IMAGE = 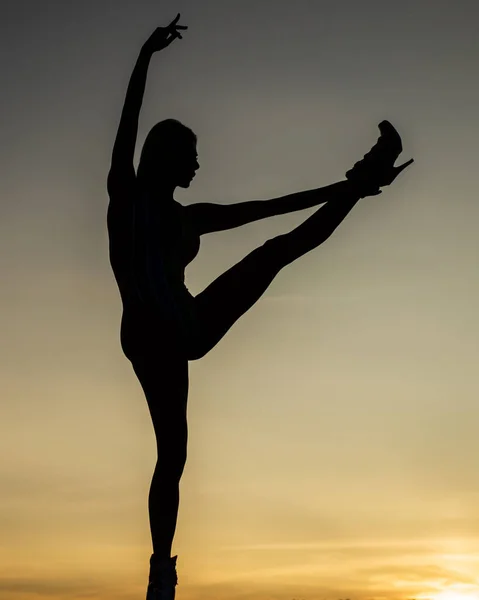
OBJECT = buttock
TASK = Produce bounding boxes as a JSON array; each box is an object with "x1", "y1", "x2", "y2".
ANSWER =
[{"x1": 120, "y1": 293, "x2": 202, "y2": 362}]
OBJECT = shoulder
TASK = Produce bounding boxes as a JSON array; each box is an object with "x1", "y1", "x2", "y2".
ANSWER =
[{"x1": 183, "y1": 202, "x2": 227, "y2": 236}]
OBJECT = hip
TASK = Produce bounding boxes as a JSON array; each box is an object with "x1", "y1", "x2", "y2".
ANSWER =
[{"x1": 119, "y1": 294, "x2": 201, "y2": 360}]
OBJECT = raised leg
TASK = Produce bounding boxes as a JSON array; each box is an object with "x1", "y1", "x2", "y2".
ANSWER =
[{"x1": 188, "y1": 182, "x2": 362, "y2": 360}]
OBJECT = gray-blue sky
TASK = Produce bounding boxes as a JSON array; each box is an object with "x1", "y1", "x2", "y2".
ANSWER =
[{"x1": 2, "y1": 2, "x2": 479, "y2": 599}]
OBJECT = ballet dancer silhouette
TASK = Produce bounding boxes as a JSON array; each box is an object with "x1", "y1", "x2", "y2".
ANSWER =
[{"x1": 107, "y1": 13, "x2": 413, "y2": 600}]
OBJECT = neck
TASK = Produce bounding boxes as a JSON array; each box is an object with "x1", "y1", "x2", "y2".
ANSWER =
[
  {"x1": 153, "y1": 182, "x2": 176, "y2": 199},
  {"x1": 141, "y1": 180, "x2": 177, "y2": 204}
]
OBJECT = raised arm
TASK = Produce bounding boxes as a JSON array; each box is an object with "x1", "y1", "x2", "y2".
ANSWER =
[{"x1": 107, "y1": 14, "x2": 188, "y2": 193}]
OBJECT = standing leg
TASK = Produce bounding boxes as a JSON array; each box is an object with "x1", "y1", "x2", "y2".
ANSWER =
[
  {"x1": 130, "y1": 351, "x2": 189, "y2": 598},
  {"x1": 189, "y1": 182, "x2": 362, "y2": 360}
]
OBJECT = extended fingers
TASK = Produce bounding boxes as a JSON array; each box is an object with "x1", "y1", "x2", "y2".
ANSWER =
[
  {"x1": 164, "y1": 22, "x2": 187, "y2": 45},
  {"x1": 168, "y1": 13, "x2": 188, "y2": 30},
  {"x1": 164, "y1": 31, "x2": 181, "y2": 46}
]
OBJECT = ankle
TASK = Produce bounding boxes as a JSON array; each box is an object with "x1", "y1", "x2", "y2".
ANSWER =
[
  {"x1": 150, "y1": 553, "x2": 177, "y2": 564},
  {"x1": 149, "y1": 554, "x2": 178, "y2": 584}
]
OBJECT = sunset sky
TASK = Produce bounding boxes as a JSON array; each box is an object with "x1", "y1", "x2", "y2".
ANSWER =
[{"x1": 2, "y1": 1, "x2": 479, "y2": 599}]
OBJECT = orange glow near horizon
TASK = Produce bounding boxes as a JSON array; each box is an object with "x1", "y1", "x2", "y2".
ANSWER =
[{"x1": 419, "y1": 588, "x2": 479, "y2": 600}]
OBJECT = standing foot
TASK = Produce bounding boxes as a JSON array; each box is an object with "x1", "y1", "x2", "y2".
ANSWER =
[{"x1": 146, "y1": 555, "x2": 178, "y2": 600}]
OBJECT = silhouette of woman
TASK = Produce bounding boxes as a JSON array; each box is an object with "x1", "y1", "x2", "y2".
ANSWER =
[{"x1": 107, "y1": 14, "x2": 413, "y2": 600}]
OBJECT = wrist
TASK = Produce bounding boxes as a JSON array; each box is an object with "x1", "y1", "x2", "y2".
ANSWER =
[
  {"x1": 341, "y1": 179, "x2": 364, "y2": 198},
  {"x1": 344, "y1": 178, "x2": 380, "y2": 199},
  {"x1": 140, "y1": 43, "x2": 154, "y2": 59}
]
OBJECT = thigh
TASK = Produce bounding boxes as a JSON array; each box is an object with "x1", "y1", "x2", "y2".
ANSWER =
[
  {"x1": 131, "y1": 352, "x2": 189, "y2": 464},
  {"x1": 120, "y1": 303, "x2": 188, "y2": 362},
  {"x1": 131, "y1": 346, "x2": 189, "y2": 412},
  {"x1": 192, "y1": 240, "x2": 282, "y2": 358}
]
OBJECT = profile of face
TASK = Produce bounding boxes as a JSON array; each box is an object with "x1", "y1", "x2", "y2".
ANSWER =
[
  {"x1": 172, "y1": 141, "x2": 200, "y2": 188},
  {"x1": 139, "y1": 120, "x2": 199, "y2": 192}
]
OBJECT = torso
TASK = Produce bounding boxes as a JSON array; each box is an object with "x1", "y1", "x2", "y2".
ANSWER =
[{"x1": 107, "y1": 178, "x2": 201, "y2": 357}]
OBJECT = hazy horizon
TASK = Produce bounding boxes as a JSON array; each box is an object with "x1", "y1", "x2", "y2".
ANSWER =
[{"x1": 2, "y1": 1, "x2": 479, "y2": 599}]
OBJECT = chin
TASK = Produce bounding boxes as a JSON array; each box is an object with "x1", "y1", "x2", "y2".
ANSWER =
[{"x1": 178, "y1": 177, "x2": 194, "y2": 189}]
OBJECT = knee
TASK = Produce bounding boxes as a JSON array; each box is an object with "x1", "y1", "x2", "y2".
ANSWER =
[
  {"x1": 155, "y1": 444, "x2": 188, "y2": 480},
  {"x1": 256, "y1": 237, "x2": 286, "y2": 273},
  {"x1": 152, "y1": 414, "x2": 189, "y2": 480}
]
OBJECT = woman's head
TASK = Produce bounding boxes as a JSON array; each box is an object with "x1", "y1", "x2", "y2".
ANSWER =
[{"x1": 137, "y1": 119, "x2": 199, "y2": 190}]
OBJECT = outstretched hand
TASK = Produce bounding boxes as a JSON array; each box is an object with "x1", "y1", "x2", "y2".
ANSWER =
[{"x1": 143, "y1": 13, "x2": 188, "y2": 53}]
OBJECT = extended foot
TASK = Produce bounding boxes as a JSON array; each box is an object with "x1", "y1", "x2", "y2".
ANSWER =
[
  {"x1": 146, "y1": 555, "x2": 178, "y2": 600},
  {"x1": 346, "y1": 120, "x2": 414, "y2": 197}
]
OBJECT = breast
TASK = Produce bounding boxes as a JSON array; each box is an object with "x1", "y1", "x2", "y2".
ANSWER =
[
  {"x1": 136, "y1": 201, "x2": 200, "y2": 282},
  {"x1": 181, "y1": 212, "x2": 201, "y2": 268}
]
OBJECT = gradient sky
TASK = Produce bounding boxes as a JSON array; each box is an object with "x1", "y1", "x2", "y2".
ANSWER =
[{"x1": 2, "y1": 1, "x2": 479, "y2": 599}]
